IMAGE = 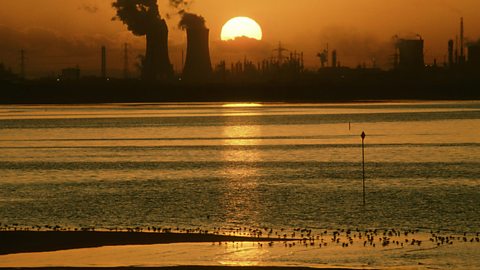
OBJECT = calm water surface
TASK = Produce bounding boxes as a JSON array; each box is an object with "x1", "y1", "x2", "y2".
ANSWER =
[{"x1": 0, "y1": 102, "x2": 479, "y2": 233}]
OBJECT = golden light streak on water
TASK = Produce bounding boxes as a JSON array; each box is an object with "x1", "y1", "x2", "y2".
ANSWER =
[{"x1": 222, "y1": 103, "x2": 264, "y2": 108}]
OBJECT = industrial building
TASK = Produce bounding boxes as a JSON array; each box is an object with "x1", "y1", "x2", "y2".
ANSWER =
[
  {"x1": 395, "y1": 38, "x2": 424, "y2": 71},
  {"x1": 468, "y1": 44, "x2": 480, "y2": 69},
  {"x1": 144, "y1": 20, "x2": 173, "y2": 80},
  {"x1": 181, "y1": 14, "x2": 213, "y2": 81},
  {"x1": 101, "y1": 46, "x2": 107, "y2": 79},
  {"x1": 183, "y1": 27, "x2": 212, "y2": 81},
  {"x1": 61, "y1": 67, "x2": 81, "y2": 80}
]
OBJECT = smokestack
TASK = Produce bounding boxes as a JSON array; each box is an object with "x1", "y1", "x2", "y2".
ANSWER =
[
  {"x1": 20, "y1": 49, "x2": 26, "y2": 79},
  {"x1": 394, "y1": 48, "x2": 399, "y2": 69},
  {"x1": 460, "y1": 17, "x2": 465, "y2": 64},
  {"x1": 332, "y1": 50, "x2": 337, "y2": 68},
  {"x1": 455, "y1": 35, "x2": 459, "y2": 64},
  {"x1": 112, "y1": 0, "x2": 173, "y2": 80},
  {"x1": 179, "y1": 13, "x2": 212, "y2": 81},
  {"x1": 101, "y1": 46, "x2": 106, "y2": 79},
  {"x1": 448, "y1": 39, "x2": 454, "y2": 68}
]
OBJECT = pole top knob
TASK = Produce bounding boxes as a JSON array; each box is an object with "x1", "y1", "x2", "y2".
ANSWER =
[{"x1": 361, "y1": 132, "x2": 366, "y2": 140}]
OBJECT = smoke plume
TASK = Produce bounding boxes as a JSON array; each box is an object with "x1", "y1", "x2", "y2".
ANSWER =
[
  {"x1": 169, "y1": 0, "x2": 191, "y2": 12},
  {"x1": 178, "y1": 11, "x2": 212, "y2": 80},
  {"x1": 434, "y1": 0, "x2": 463, "y2": 15},
  {"x1": 317, "y1": 25, "x2": 395, "y2": 69},
  {"x1": 112, "y1": 0, "x2": 163, "y2": 36},
  {"x1": 79, "y1": 4, "x2": 99, "y2": 14},
  {"x1": 179, "y1": 12, "x2": 206, "y2": 30},
  {"x1": 112, "y1": 0, "x2": 173, "y2": 79}
]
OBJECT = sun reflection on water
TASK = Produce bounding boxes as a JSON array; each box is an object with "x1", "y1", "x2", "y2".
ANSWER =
[
  {"x1": 222, "y1": 125, "x2": 263, "y2": 147},
  {"x1": 222, "y1": 103, "x2": 263, "y2": 108},
  {"x1": 219, "y1": 116, "x2": 263, "y2": 227},
  {"x1": 217, "y1": 244, "x2": 269, "y2": 266}
]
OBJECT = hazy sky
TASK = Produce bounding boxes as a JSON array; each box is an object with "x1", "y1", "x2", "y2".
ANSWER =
[{"x1": 1, "y1": 0, "x2": 479, "y2": 77}]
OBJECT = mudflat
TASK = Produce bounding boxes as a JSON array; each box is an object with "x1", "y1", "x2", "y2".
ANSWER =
[{"x1": 0, "y1": 231, "x2": 292, "y2": 255}]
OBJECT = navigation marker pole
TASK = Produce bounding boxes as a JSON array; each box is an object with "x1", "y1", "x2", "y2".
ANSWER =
[{"x1": 361, "y1": 131, "x2": 366, "y2": 206}]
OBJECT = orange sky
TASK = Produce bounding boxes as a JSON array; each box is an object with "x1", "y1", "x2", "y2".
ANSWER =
[{"x1": 1, "y1": 0, "x2": 480, "y2": 77}]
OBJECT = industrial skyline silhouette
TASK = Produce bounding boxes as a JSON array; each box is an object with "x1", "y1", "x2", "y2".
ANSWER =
[{"x1": 0, "y1": 4, "x2": 479, "y2": 103}]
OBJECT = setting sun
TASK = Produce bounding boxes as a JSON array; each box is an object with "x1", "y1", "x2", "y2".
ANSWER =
[
  {"x1": 1, "y1": 1, "x2": 480, "y2": 269},
  {"x1": 221, "y1": 17, "x2": 263, "y2": 41}
]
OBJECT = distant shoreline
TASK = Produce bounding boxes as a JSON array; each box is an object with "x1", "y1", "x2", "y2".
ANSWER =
[
  {"x1": 1, "y1": 75, "x2": 479, "y2": 104},
  {"x1": 0, "y1": 231, "x2": 294, "y2": 255},
  {"x1": 0, "y1": 267, "x2": 355, "y2": 270}
]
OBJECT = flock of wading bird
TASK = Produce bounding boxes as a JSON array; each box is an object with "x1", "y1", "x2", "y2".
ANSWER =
[{"x1": 2, "y1": 223, "x2": 479, "y2": 250}]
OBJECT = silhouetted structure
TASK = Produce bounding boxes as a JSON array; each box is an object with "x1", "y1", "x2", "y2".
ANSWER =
[
  {"x1": 468, "y1": 44, "x2": 480, "y2": 69},
  {"x1": 332, "y1": 50, "x2": 338, "y2": 68},
  {"x1": 3, "y1": 8, "x2": 480, "y2": 104},
  {"x1": 20, "y1": 49, "x2": 26, "y2": 79},
  {"x1": 144, "y1": 20, "x2": 173, "y2": 80},
  {"x1": 459, "y1": 17, "x2": 466, "y2": 65},
  {"x1": 274, "y1": 42, "x2": 289, "y2": 63},
  {"x1": 101, "y1": 46, "x2": 107, "y2": 79},
  {"x1": 396, "y1": 38, "x2": 424, "y2": 71},
  {"x1": 61, "y1": 66, "x2": 80, "y2": 80},
  {"x1": 213, "y1": 45, "x2": 305, "y2": 83},
  {"x1": 448, "y1": 40, "x2": 454, "y2": 68},
  {"x1": 0, "y1": 63, "x2": 16, "y2": 81},
  {"x1": 112, "y1": 0, "x2": 173, "y2": 80},
  {"x1": 180, "y1": 13, "x2": 212, "y2": 81},
  {"x1": 447, "y1": 17, "x2": 477, "y2": 69},
  {"x1": 317, "y1": 45, "x2": 329, "y2": 68}
]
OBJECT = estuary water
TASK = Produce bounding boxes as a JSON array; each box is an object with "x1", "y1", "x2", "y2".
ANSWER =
[{"x1": 0, "y1": 102, "x2": 479, "y2": 233}]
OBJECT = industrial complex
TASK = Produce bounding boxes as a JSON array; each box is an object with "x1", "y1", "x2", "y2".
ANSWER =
[{"x1": 0, "y1": 2, "x2": 479, "y2": 103}]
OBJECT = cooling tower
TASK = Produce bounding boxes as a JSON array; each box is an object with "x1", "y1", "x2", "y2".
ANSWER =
[
  {"x1": 396, "y1": 39, "x2": 424, "y2": 71},
  {"x1": 182, "y1": 27, "x2": 212, "y2": 81},
  {"x1": 143, "y1": 20, "x2": 173, "y2": 80}
]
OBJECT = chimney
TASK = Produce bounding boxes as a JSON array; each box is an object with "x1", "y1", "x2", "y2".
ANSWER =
[
  {"x1": 331, "y1": 50, "x2": 337, "y2": 68},
  {"x1": 101, "y1": 46, "x2": 106, "y2": 79},
  {"x1": 20, "y1": 49, "x2": 26, "y2": 79},
  {"x1": 459, "y1": 17, "x2": 466, "y2": 64},
  {"x1": 448, "y1": 39, "x2": 454, "y2": 68},
  {"x1": 455, "y1": 36, "x2": 459, "y2": 64},
  {"x1": 183, "y1": 26, "x2": 212, "y2": 81}
]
